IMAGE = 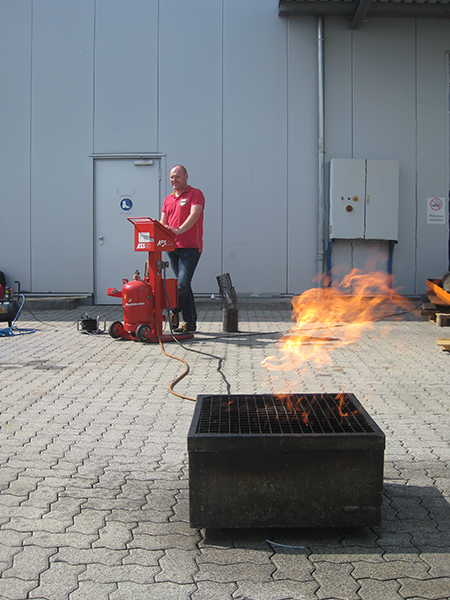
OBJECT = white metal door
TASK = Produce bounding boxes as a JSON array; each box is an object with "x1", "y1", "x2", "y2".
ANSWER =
[
  {"x1": 94, "y1": 158, "x2": 161, "y2": 304},
  {"x1": 329, "y1": 158, "x2": 366, "y2": 239},
  {"x1": 365, "y1": 159, "x2": 399, "y2": 241},
  {"x1": 329, "y1": 158, "x2": 399, "y2": 241}
]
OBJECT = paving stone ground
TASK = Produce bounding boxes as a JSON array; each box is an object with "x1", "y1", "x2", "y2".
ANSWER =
[{"x1": 0, "y1": 299, "x2": 449, "y2": 600}]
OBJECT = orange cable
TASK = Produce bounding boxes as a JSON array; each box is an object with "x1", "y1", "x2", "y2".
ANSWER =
[{"x1": 156, "y1": 328, "x2": 196, "y2": 402}]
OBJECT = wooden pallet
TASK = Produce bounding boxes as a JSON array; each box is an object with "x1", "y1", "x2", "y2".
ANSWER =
[
  {"x1": 421, "y1": 304, "x2": 450, "y2": 326},
  {"x1": 423, "y1": 280, "x2": 450, "y2": 348},
  {"x1": 421, "y1": 280, "x2": 450, "y2": 326},
  {"x1": 426, "y1": 278, "x2": 450, "y2": 305},
  {"x1": 437, "y1": 338, "x2": 450, "y2": 351}
]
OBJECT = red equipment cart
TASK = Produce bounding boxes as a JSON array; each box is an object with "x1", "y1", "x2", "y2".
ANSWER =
[{"x1": 107, "y1": 217, "x2": 193, "y2": 343}]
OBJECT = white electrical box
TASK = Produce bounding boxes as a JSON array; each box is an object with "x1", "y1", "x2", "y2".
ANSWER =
[{"x1": 329, "y1": 159, "x2": 399, "y2": 241}]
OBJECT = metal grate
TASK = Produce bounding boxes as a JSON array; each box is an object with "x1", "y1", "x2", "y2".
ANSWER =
[
  {"x1": 195, "y1": 393, "x2": 376, "y2": 435},
  {"x1": 216, "y1": 273, "x2": 238, "y2": 309}
]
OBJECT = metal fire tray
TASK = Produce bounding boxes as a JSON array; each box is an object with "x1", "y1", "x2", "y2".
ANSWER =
[{"x1": 188, "y1": 393, "x2": 385, "y2": 529}]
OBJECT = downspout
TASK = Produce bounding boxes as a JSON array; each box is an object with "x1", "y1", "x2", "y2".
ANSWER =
[{"x1": 317, "y1": 16, "x2": 326, "y2": 285}]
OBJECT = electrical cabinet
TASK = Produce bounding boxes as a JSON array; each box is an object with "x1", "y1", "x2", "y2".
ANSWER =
[{"x1": 329, "y1": 159, "x2": 399, "y2": 241}]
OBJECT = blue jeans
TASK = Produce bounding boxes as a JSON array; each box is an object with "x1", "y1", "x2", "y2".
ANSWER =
[{"x1": 168, "y1": 248, "x2": 201, "y2": 327}]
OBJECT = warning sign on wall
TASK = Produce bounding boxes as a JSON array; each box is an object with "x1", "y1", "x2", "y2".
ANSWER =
[{"x1": 427, "y1": 197, "x2": 446, "y2": 224}]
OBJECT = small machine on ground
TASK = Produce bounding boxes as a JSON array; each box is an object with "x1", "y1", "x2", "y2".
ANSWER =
[
  {"x1": 0, "y1": 281, "x2": 35, "y2": 337},
  {"x1": 107, "y1": 217, "x2": 193, "y2": 343}
]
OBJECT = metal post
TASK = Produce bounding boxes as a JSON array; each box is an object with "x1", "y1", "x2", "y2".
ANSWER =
[{"x1": 317, "y1": 17, "x2": 326, "y2": 286}]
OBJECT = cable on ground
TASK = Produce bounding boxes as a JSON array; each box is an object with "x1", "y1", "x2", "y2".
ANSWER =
[
  {"x1": 161, "y1": 274, "x2": 232, "y2": 401},
  {"x1": 155, "y1": 326, "x2": 196, "y2": 402}
]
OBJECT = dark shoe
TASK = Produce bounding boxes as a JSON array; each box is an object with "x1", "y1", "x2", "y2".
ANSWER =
[
  {"x1": 175, "y1": 322, "x2": 196, "y2": 333},
  {"x1": 170, "y1": 311, "x2": 179, "y2": 329}
]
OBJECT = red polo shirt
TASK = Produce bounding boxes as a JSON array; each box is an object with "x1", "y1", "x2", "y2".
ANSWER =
[{"x1": 162, "y1": 185, "x2": 205, "y2": 252}]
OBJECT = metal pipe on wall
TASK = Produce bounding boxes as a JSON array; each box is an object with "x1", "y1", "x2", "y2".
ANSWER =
[{"x1": 317, "y1": 16, "x2": 326, "y2": 285}]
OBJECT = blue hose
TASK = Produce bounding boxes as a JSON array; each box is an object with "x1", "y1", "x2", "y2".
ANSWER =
[{"x1": 0, "y1": 294, "x2": 35, "y2": 337}]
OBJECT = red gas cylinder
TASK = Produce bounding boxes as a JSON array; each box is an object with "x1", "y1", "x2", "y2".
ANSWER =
[{"x1": 122, "y1": 276, "x2": 154, "y2": 333}]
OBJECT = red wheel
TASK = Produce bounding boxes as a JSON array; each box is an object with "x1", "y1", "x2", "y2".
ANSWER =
[
  {"x1": 136, "y1": 323, "x2": 152, "y2": 342},
  {"x1": 109, "y1": 321, "x2": 123, "y2": 339}
]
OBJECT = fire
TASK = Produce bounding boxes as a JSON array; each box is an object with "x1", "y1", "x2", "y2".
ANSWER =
[
  {"x1": 263, "y1": 268, "x2": 414, "y2": 372},
  {"x1": 337, "y1": 391, "x2": 358, "y2": 418},
  {"x1": 301, "y1": 407, "x2": 311, "y2": 425}
]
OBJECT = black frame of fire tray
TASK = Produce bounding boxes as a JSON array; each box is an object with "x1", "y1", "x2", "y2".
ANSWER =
[{"x1": 188, "y1": 393, "x2": 385, "y2": 529}]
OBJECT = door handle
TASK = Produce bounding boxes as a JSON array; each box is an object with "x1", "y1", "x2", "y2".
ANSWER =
[{"x1": 98, "y1": 235, "x2": 104, "y2": 245}]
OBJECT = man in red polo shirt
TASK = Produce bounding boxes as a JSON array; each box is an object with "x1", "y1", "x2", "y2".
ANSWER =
[{"x1": 160, "y1": 165, "x2": 205, "y2": 333}]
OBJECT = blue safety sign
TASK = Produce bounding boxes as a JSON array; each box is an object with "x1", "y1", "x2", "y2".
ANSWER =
[{"x1": 120, "y1": 198, "x2": 133, "y2": 211}]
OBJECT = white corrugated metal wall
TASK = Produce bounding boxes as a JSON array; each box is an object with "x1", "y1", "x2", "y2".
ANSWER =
[
  {"x1": 325, "y1": 18, "x2": 449, "y2": 294},
  {"x1": 0, "y1": 0, "x2": 448, "y2": 299}
]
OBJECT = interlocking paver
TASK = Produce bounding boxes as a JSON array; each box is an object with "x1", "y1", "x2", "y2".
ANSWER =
[
  {"x1": 110, "y1": 580, "x2": 196, "y2": 600},
  {"x1": 0, "y1": 303, "x2": 449, "y2": 600},
  {"x1": 52, "y1": 547, "x2": 128, "y2": 566},
  {"x1": 129, "y1": 531, "x2": 199, "y2": 551},
  {"x1": 67, "y1": 508, "x2": 108, "y2": 536},
  {"x1": 195, "y1": 561, "x2": 274, "y2": 583},
  {"x1": 352, "y1": 559, "x2": 430, "y2": 580},
  {"x1": 122, "y1": 547, "x2": 164, "y2": 566},
  {"x1": 197, "y1": 546, "x2": 273, "y2": 566},
  {"x1": 23, "y1": 531, "x2": 98, "y2": 549},
  {"x1": 156, "y1": 547, "x2": 199, "y2": 583},
  {"x1": 233, "y1": 579, "x2": 318, "y2": 600},
  {"x1": 69, "y1": 580, "x2": 117, "y2": 600},
  {"x1": 27, "y1": 561, "x2": 86, "y2": 600},
  {"x1": 79, "y1": 562, "x2": 159, "y2": 584},
  {"x1": 2, "y1": 545, "x2": 56, "y2": 580},
  {"x1": 357, "y1": 578, "x2": 402, "y2": 600},
  {"x1": 399, "y1": 576, "x2": 450, "y2": 599},
  {"x1": 92, "y1": 520, "x2": 136, "y2": 550},
  {"x1": 0, "y1": 575, "x2": 37, "y2": 600},
  {"x1": 312, "y1": 561, "x2": 360, "y2": 599},
  {"x1": 421, "y1": 551, "x2": 450, "y2": 577},
  {"x1": 191, "y1": 580, "x2": 237, "y2": 599},
  {"x1": 271, "y1": 551, "x2": 315, "y2": 581}
]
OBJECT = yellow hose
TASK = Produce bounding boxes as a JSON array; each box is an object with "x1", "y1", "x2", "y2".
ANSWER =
[{"x1": 156, "y1": 328, "x2": 196, "y2": 402}]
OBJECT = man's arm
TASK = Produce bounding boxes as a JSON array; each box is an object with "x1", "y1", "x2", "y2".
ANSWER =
[{"x1": 178, "y1": 204, "x2": 203, "y2": 234}]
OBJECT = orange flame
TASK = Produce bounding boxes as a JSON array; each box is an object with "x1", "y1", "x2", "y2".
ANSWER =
[{"x1": 263, "y1": 268, "x2": 415, "y2": 373}]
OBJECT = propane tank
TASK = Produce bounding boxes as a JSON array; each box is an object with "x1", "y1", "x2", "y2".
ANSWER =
[{"x1": 122, "y1": 270, "x2": 154, "y2": 332}]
